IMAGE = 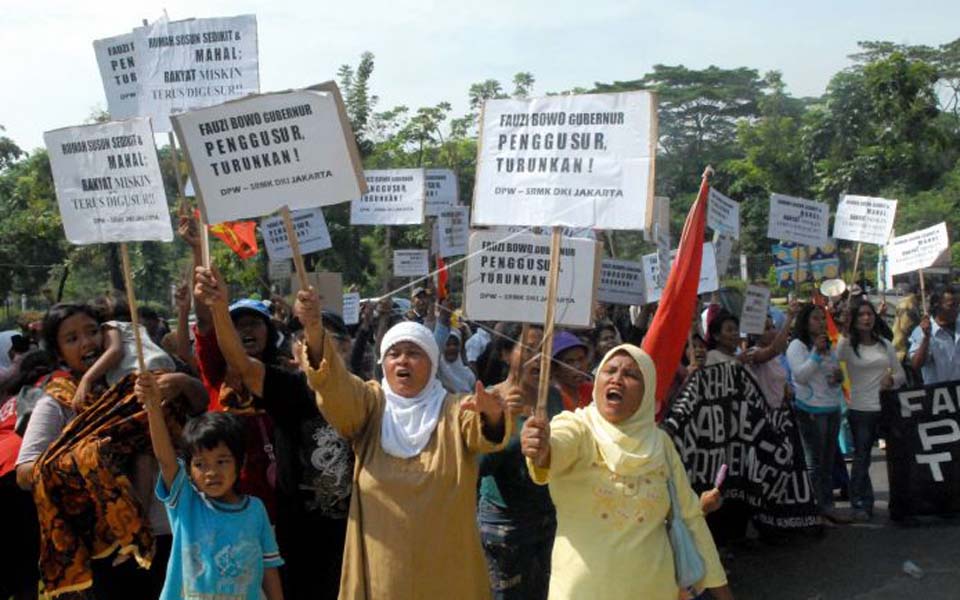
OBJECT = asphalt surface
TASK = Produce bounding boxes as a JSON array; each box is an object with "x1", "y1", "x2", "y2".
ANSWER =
[{"x1": 725, "y1": 450, "x2": 960, "y2": 600}]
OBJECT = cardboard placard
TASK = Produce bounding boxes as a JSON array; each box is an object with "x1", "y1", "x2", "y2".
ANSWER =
[
  {"x1": 644, "y1": 195, "x2": 670, "y2": 241},
  {"x1": 767, "y1": 193, "x2": 829, "y2": 246},
  {"x1": 260, "y1": 207, "x2": 331, "y2": 261},
  {"x1": 425, "y1": 168, "x2": 458, "y2": 216},
  {"x1": 44, "y1": 118, "x2": 173, "y2": 244},
  {"x1": 350, "y1": 169, "x2": 426, "y2": 225},
  {"x1": 740, "y1": 284, "x2": 771, "y2": 335},
  {"x1": 473, "y1": 91, "x2": 657, "y2": 230},
  {"x1": 886, "y1": 223, "x2": 950, "y2": 276},
  {"x1": 172, "y1": 84, "x2": 365, "y2": 224},
  {"x1": 832, "y1": 194, "x2": 897, "y2": 245},
  {"x1": 438, "y1": 206, "x2": 469, "y2": 258},
  {"x1": 268, "y1": 259, "x2": 292, "y2": 282},
  {"x1": 708, "y1": 188, "x2": 740, "y2": 239},
  {"x1": 642, "y1": 242, "x2": 718, "y2": 304},
  {"x1": 342, "y1": 292, "x2": 360, "y2": 326},
  {"x1": 654, "y1": 222, "x2": 671, "y2": 288},
  {"x1": 393, "y1": 250, "x2": 430, "y2": 277},
  {"x1": 464, "y1": 231, "x2": 601, "y2": 327},
  {"x1": 92, "y1": 32, "x2": 139, "y2": 119},
  {"x1": 303, "y1": 271, "x2": 343, "y2": 315},
  {"x1": 715, "y1": 234, "x2": 734, "y2": 278},
  {"x1": 597, "y1": 258, "x2": 645, "y2": 306},
  {"x1": 133, "y1": 15, "x2": 260, "y2": 132}
]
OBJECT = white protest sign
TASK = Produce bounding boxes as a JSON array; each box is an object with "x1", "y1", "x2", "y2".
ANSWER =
[
  {"x1": 886, "y1": 223, "x2": 950, "y2": 276},
  {"x1": 394, "y1": 250, "x2": 430, "y2": 277},
  {"x1": 597, "y1": 259, "x2": 645, "y2": 306},
  {"x1": 642, "y1": 242, "x2": 719, "y2": 304},
  {"x1": 473, "y1": 91, "x2": 657, "y2": 230},
  {"x1": 93, "y1": 32, "x2": 139, "y2": 119},
  {"x1": 708, "y1": 188, "x2": 740, "y2": 239},
  {"x1": 464, "y1": 231, "x2": 601, "y2": 327},
  {"x1": 715, "y1": 235, "x2": 734, "y2": 277},
  {"x1": 44, "y1": 118, "x2": 173, "y2": 244},
  {"x1": 767, "y1": 193, "x2": 829, "y2": 246},
  {"x1": 350, "y1": 169, "x2": 426, "y2": 225},
  {"x1": 342, "y1": 292, "x2": 360, "y2": 325},
  {"x1": 260, "y1": 208, "x2": 331, "y2": 261},
  {"x1": 438, "y1": 206, "x2": 469, "y2": 258},
  {"x1": 425, "y1": 168, "x2": 458, "y2": 216},
  {"x1": 134, "y1": 15, "x2": 259, "y2": 132},
  {"x1": 268, "y1": 260, "x2": 292, "y2": 282},
  {"x1": 740, "y1": 284, "x2": 771, "y2": 335},
  {"x1": 832, "y1": 194, "x2": 897, "y2": 245},
  {"x1": 172, "y1": 84, "x2": 365, "y2": 224},
  {"x1": 654, "y1": 223, "x2": 671, "y2": 288}
]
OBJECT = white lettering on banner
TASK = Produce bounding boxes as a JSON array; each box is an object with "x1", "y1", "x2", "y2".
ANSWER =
[
  {"x1": 473, "y1": 91, "x2": 656, "y2": 230},
  {"x1": 767, "y1": 194, "x2": 829, "y2": 246},
  {"x1": 134, "y1": 15, "x2": 260, "y2": 132},
  {"x1": 172, "y1": 85, "x2": 363, "y2": 224},
  {"x1": 916, "y1": 452, "x2": 953, "y2": 482},
  {"x1": 350, "y1": 169, "x2": 426, "y2": 225},
  {"x1": 44, "y1": 117, "x2": 173, "y2": 244},
  {"x1": 464, "y1": 231, "x2": 601, "y2": 327},
  {"x1": 424, "y1": 169, "x2": 458, "y2": 216},
  {"x1": 707, "y1": 188, "x2": 740, "y2": 239},
  {"x1": 597, "y1": 259, "x2": 645, "y2": 306},
  {"x1": 832, "y1": 194, "x2": 897, "y2": 245},
  {"x1": 438, "y1": 206, "x2": 469, "y2": 258},
  {"x1": 260, "y1": 208, "x2": 331, "y2": 261},
  {"x1": 93, "y1": 32, "x2": 139, "y2": 119},
  {"x1": 393, "y1": 250, "x2": 430, "y2": 278},
  {"x1": 886, "y1": 223, "x2": 950, "y2": 276}
]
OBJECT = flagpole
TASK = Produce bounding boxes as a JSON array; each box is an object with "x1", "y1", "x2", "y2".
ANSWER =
[{"x1": 280, "y1": 205, "x2": 311, "y2": 292}]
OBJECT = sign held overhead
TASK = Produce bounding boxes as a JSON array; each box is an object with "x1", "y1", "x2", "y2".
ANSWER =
[{"x1": 350, "y1": 169, "x2": 426, "y2": 225}]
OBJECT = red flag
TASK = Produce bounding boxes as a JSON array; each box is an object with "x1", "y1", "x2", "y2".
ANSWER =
[
  {"x1": 193, "y1": 209, "x2": 259, "y2": 259},
  {"x1": 436, "y1": 255, "x2": 449, "y2": 301},
  {"x1": 642, "y1": 172, "x2": 709, "y2": 418}
]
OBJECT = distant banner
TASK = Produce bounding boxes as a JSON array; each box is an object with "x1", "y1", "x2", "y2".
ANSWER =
[
  {"x1": 597, "y1": 258, "x2": 645, "y2": 306},
  {"x1": 393, "y1": 250, "x2": 429, "y2": 277},
  {"x1": 173, "y1": 84, "x2": 364, "y2": 224},
  {"x1": 707, "y1": 188, "x2": 740, "y2": 239},
  {"x1": 881, "y1": 380, "x2": 960, "y2": 519},
  {"x1": 260, "y1": 208, "x2": 331, "y2": 261},
  {"x1": 771, "y1": 241, "x2": 840, "y2": 288},
  {"x1": 473, "y1": 91, "x2": 657, "y2": 230},
  {"x1": 350, "y1": 169, "x2": 426, "y2": 225},
  {"x1": 662, "y1": 363, "x2": 820, "y2": 530},
  {"x1": 767, "y1": 193, "x2": 829, "y2": 246},
  {"x1": 832, "y1": 194, "x2": 897, "y2": 245},
  {"x1": 740, "y1": 284, "x2": 771, "y2": 335},
  {"x1": 642, "y1": 242, "x2": 718, "y2": 304},
  {"x1": 464, "y1": 231, "x2": 601, "y2": 327},
  {"x1": 886, "y1": 223, "x2": 950, "y2": 276},
  {"x1": 44, "y1": 118, "x2": 173, "y2": 244},
  {"x1": 134, "y1": 15, "x2": 259, "y2": 132},
  {"x1": 425, "y1": 168, "x2": 458, "y2": 216},
  {"x1": 93, "y1": 32, "x2": 139, "y2": 119},
  {"x1": 438, "y1": 206, "x2": 469, "y2": 258}
]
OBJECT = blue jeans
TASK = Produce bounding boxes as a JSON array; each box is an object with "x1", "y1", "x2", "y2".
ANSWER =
[
  {"x1": 478, "y1": 510, "x2": 555, "y2": 600},
  {"x1": 796, "y1": 409, "x2": 841, "y2": 511},
  {"x1": 847, "y1": 409, "x2": 882, "y2": 514}
]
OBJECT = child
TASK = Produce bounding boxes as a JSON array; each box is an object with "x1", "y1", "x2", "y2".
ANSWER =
[{"x1": 138, "y1": 372, "x2": 284, "y2": 600}]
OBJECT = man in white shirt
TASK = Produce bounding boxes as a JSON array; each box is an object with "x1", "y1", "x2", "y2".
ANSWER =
[{"x1": 909, "y1": 285, "x2": 960, "y2": 385}]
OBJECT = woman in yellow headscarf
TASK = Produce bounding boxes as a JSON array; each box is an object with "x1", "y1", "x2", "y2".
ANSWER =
[{"x1": 521, "y1": 344, "x2": 733, "y2": 599}]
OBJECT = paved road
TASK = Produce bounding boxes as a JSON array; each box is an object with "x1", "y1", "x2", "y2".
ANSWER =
[{"x1": 725, "y1": 451, "x2": 960, "y2": 599}]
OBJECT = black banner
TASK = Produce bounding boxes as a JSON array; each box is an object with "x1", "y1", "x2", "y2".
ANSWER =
[
  {"x1": 661, "y1": 363, "x2": 820, "y2": 529},
  {"x1": 881, "y1": 380, "x2": 960, "y2": 519}
]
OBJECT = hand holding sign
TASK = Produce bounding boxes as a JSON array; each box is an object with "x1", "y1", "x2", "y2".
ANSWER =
[
  {"x1": 295, "y1": 285, "x2": 325, "y2": 368},
  {"x1": 193, "y1": 266, "x2": 228, "y2": 308},
  {"x1": 521, "y1": 416, "x2": 551, "y2": 468}
]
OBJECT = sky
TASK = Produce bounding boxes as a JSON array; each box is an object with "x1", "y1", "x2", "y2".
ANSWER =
[{"x1": 2, "y1": 0, "x2": 958, "y2": 152}]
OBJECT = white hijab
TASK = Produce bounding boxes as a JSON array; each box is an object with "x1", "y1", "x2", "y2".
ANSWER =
[
  {"x1": 438, "y1": 329, "x2": 476, "y2": 394},
  {"x1": 379, "y1": 322, "x2": 448, "y2": 458}
]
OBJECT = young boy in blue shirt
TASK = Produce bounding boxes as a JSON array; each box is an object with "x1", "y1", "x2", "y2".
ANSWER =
[{"x1": 138, "y1": 373, "x2": 284, "y2": 600}]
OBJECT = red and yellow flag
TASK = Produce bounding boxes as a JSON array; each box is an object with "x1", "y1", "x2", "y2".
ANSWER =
[{"x1": 195, "y1": 209, "x2": 259, "y2": 259}]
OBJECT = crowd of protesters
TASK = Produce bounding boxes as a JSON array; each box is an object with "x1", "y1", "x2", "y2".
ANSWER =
[{"x1": 0, "y1": 213, "x2": 956, "y2": 600}]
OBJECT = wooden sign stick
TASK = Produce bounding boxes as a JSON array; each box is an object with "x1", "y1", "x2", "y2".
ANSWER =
[
  {"x1": 919, "y1": 268, "x2": 928, "y2": 316},
  {"x1": 119, "y1": 243, "x2": 147, "y2": 372},
  {"x1": 280, "y1": 205, "x2": 311, "y2": 292},
  {"x1": 536, "y1": 227, "x2": 563, "y2": 421},
  {"x1": 852, "y1": 242, "x2": 863, "y2": 285}
]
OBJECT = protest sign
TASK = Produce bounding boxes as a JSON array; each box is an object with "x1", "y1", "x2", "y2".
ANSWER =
[
  {"x1": 473, "y1": 91, "x2": 657, "y2": 230},
  {"x1": 393, "y1": 250, "x2": 430, "y2": 278},
  {"x1": 172, "y1": 83, "x2": 365, "y2": 224},
  {"x1": 597, "y1": 259, "x2": 645, "y2": 306},
  {"x1": 886, "y1": 223, "x2": 950, "y2": 276},
  {"x1": 740, "y1": 285, "x2": 771, "y2": 335},
  {"x1": 767, "y1": 194, "x2": 829, "y2": 246},
  {"x1": 464, "y1": 231, "x2": 601, "y2": 327},
  {"x1": 654, "y1": 222, "x2": 671, "y2": 288},
  {"x1": 662, "y1": 363, "x2": 820, "y2": 530},
  {"x1": 771, "y1": 241, "x2": 840, "y2": 288},
  {"x1": 708, "y1": 188, "x2": 740, "y2": 239},
  {"x1": 304, "y1": 272, "x2": 343, "y2": 315},
  {"x1": 342, "y1": 292, "x2": 360, "y2": 326},
  {"x1": 714, "y1": 234, "x2": 734, "y2": 278},
  {"x1": 644, "y1": 195, "x2": 670, "y2": 241},
  {"x1": 642, "y1": 242, "x2": 718, "y2": 304},
  {"x1": 134, "y1": 15, "x2": 259, "y2": 132},
  {"x1": 44, "y1": 118, "x2": 173, "y2": 244},
  {"x1": 425, "y1": 168, "x2": 458, "y2": 216},
  {"x1": 350, "y1": 169, "x2": 426, "y2": 225},
  {"x1": 832, "y1": 194, "x2": 897, "y2": 245},
  {"x1": 260, "y1": 208, "x2": 331, "y2": 261},
  {"x1": 93, "y1": 32, "x2": 139, "y2": 119},
  {"x1": 881, "y1": 380, "x2": 960, "y2": 519},
  {"x1": 268, "y1": 259, "x2": 292, "y2": 282},
  {"x1": 438, "y1": 206, "x2": 469, "y2": 258}
]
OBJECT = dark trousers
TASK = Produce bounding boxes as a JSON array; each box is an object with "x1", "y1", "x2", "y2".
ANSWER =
[
  {"x1": 847, "y1": 409, "x2": 882, "y2": 513},
  {"x1": 88, "y1": 534, "x2": 171, "y2": 600},
  {"x1": 796, "y1": 409, "x2": 841, "y2": 511},
  {"x1": 479, "y1": 517, "x2": 555, "y2": 600}
]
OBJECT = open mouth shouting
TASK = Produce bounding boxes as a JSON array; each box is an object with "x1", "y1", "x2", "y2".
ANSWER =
[
  {"x1": 80, "y1": 349, "x2": 102, "y2": 368},
  {"x1": 241, "y1": 335, "x2": 259, "y2": 352}
]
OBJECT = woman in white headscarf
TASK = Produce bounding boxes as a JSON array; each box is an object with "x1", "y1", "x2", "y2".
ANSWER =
[
  {"x1": 521, "y1": 344, "x2": 733, "y2": 600},
  {"x1": 435, "y1": 314, "x2": 477, "y2": 394},
  {"x1": 295, "y1": 287, "x2": 511, "y2": 600}
]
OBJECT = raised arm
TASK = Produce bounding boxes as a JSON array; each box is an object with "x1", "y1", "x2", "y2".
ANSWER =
[
  {"x1": 174, "y1": 283, "x2": 199, "y2": 374},
  {"x1": 137, "y1": 372, "x2": 178, "y2": 488},
  {"x1": 750, "y1": 300, "x2": 799, "y2": 364},
  {"x1": 73, "y1": 326, "x2": 123, "y2": 408},
  {"x1": 179, "y1": 207, "x2": 213, "y2": 335}
]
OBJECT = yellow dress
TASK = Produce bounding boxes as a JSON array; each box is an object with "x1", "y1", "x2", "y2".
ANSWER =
[
  {"x1": 302, "y1": 334, "x2": 512, "y2": 600},
  {"x1": 528, "y1": 411, "x2": 727, "y2": 600}
]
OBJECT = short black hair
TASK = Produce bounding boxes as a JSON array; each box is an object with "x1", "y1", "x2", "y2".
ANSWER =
[
  {"x1": 181, "y1": 412, "x2": 247, "y2": 477},
  {"x1": 707, "y1": 309, "x2": 739, "y2": 350},
  {"x1": 930, "y1": 284, "x2": 958, "y2": 318},
  {"x1": 41, "y1": 303, "x2": 101, "y2": 359}
]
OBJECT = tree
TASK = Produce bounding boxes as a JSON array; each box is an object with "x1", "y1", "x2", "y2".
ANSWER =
[{"x1": 512, "y1": 72, "x2": 535, "y2": 99}]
